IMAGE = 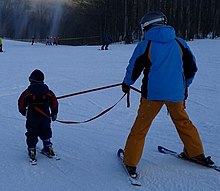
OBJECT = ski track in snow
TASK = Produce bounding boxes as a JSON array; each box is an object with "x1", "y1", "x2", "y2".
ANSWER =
[{"x1": 0, "y1": 39, "x2": 220, "y2": 191}]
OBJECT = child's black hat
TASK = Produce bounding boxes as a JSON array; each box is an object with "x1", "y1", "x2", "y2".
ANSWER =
[{"x1": 29, "y1": 69, "x2": 44, "y2": 83}]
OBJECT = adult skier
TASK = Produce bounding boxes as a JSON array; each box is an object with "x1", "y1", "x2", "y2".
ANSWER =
[{"x1": 121, "y1": 11, "x2": 214, "y2": 177}]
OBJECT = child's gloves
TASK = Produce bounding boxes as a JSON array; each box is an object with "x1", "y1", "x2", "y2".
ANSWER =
[
  {"x1": 20, "y1": 109, "x2": 26, "y2": 116},
  {"x1": 51, "y1": 114, "x2": 57, "y2": 121}
]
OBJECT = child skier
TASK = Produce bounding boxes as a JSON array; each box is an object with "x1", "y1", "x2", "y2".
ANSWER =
[{"x1": 18, "y1": 69, "x2": 58, "y2": 162}]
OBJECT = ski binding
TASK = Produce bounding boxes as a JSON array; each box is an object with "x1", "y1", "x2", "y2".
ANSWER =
[{"x1": 117, "y1": 148, "x2": 141, "y2": 186}]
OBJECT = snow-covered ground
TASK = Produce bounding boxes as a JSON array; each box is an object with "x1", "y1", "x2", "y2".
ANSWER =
[{"x1": 0, "y1": 39, "x2": 220, "y2": 191}]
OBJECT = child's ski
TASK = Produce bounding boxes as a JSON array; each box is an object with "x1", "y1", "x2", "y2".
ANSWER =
[
  {"x1": 29, "y1": 158, "x2": 37, "y2": 165},
  {"x1": 37, "y1": 147, "x2": 61, "y2": 160}
]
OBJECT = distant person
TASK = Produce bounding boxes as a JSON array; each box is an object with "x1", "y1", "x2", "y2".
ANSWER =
[
  {"x1": 119, "y1": 35, "x2": 123, "y2": 44},
  {"x1": 18, "y1": 69, "x2": 58, "y2": 162},
  {"x1": 131, "y1": 31, "x2": 137, "y2": 43},
  {"x1": 121, "y1": 11, "x2": 214, "y2": 178},
  {"x1": 124, "y1": 33, "x2": 131, "y2": 44},
  {"x1": 57, "y1": 37, "x2": 60, "y2": 45},
  {"x1": 31, "y1": 37, "x2": 35, "y2": 45},
  {"x1": 45, "y1": 36, "x2": 50, "y2": 45},
  {"x1": 101, "y1": 32, "x2": 112, "y2": 50},
  {"x1": 0, "y1": 36, "x2": 3, "y2": 52},
  {"x1": 53, "y1": 37, "x2": 57, "y2": 45},
  {"x1": 49, "y1": 37, "x2": 53, "y2": 45}
]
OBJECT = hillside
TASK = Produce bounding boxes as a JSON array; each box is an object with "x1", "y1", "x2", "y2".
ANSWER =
[{"x1": 0, "y1": 39, "x2": 220, "y2": 191}]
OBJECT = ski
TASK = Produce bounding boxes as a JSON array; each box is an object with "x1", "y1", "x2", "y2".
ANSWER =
[
  {"x1": 117, "y1": 148, "x2": 141, "y2": 186},
  {"x1": 37, "y1": 147, "x2": 61, "y2": 160},
  {"x1": 158, "y1": 146, "x2": 220, "y2": 172},
  {"x1": 29, "y1": 158, "x2": 37, "y2": 165}
]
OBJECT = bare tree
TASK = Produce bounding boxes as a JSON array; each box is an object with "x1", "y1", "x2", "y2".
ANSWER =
[{"x1": 0, "y1": 0, "x2": 220, "y2": 44}]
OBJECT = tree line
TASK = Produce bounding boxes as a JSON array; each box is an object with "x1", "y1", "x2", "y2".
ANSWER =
[{"x1": 0, "y1": 0, "x2": 219, "y2": 45}]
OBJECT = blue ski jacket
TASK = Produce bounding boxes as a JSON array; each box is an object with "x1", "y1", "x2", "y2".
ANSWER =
[{"x1": 123, "y1": 25, "x2": 197, "y2": 102}]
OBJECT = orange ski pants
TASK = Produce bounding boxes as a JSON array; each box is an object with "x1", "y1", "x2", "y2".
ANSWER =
[{"x1": 124, "y1": 98, "x2": 204, "y2": 167}]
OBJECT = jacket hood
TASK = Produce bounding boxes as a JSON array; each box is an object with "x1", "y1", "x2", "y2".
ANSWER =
[
  {"x1": 28, "y1": 83, "x2": 49, "y2": 96},
  {"x1": 145, "y1": 25, "x2": 176, "y2": 43}
]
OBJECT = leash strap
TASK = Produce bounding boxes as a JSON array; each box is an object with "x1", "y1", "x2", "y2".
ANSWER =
[
  {"x1": 55, "y1": 94, "x2": 126, "y2": 124},
  {"x1": 34, "y1": 94, "x2": 126, "y2": 124},
  {"x1": 33, "y1": 83, "x2": 141, "y2": 125},
  {"x1": 57, "y1": 83, "x2": 122, "y2": 99}
]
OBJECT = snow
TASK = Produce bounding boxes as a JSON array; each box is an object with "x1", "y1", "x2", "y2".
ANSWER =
[{"x1": 0, "y1": 39, "x2": 220, "y2": 190}]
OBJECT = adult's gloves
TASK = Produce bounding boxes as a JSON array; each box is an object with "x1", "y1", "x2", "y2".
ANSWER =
[{"x1": 122, "y1": 81, "x2": 130, "y2": 94}]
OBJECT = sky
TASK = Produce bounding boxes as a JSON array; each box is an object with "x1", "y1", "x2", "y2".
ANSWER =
[{"x1": 0, "y1": 38, "x2": 220, "y2": 190}]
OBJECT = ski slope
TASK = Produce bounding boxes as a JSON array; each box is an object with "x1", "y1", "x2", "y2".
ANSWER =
[{"x1": 0, "y1": 39, "x2": 220, "y2": 191}]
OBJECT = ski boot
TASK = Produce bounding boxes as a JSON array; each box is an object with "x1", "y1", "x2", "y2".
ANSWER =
[
  {"x1": 28, "y1": 147, "x2": 37, "y2": 164},
  {"x1": 125, "y1": 165, "x2": 137, "y2": 178},
  {"x1": 42, "y1": 139, "x2": 55, "y2": 157},
  {"x1": 28, "y1": 148, "x2": 36, "y2": 159},
  {"x1": 180, "y1": 152, "x2": 214, "y2": 166},
  {"x1": 191, "y1": 154, "x2": 214, "y2": 166},
  {"x1": 179, "y1": 151, "x2": 189, "y2": 160}
]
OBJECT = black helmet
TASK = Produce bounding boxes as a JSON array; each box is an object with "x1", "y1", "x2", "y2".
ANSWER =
[
  {"x1": 140, "y1": 11, "x2": 167, "y2": 31},
  {"x1": 29, "y1": 69, "x2": 44, "y2": 83}
]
